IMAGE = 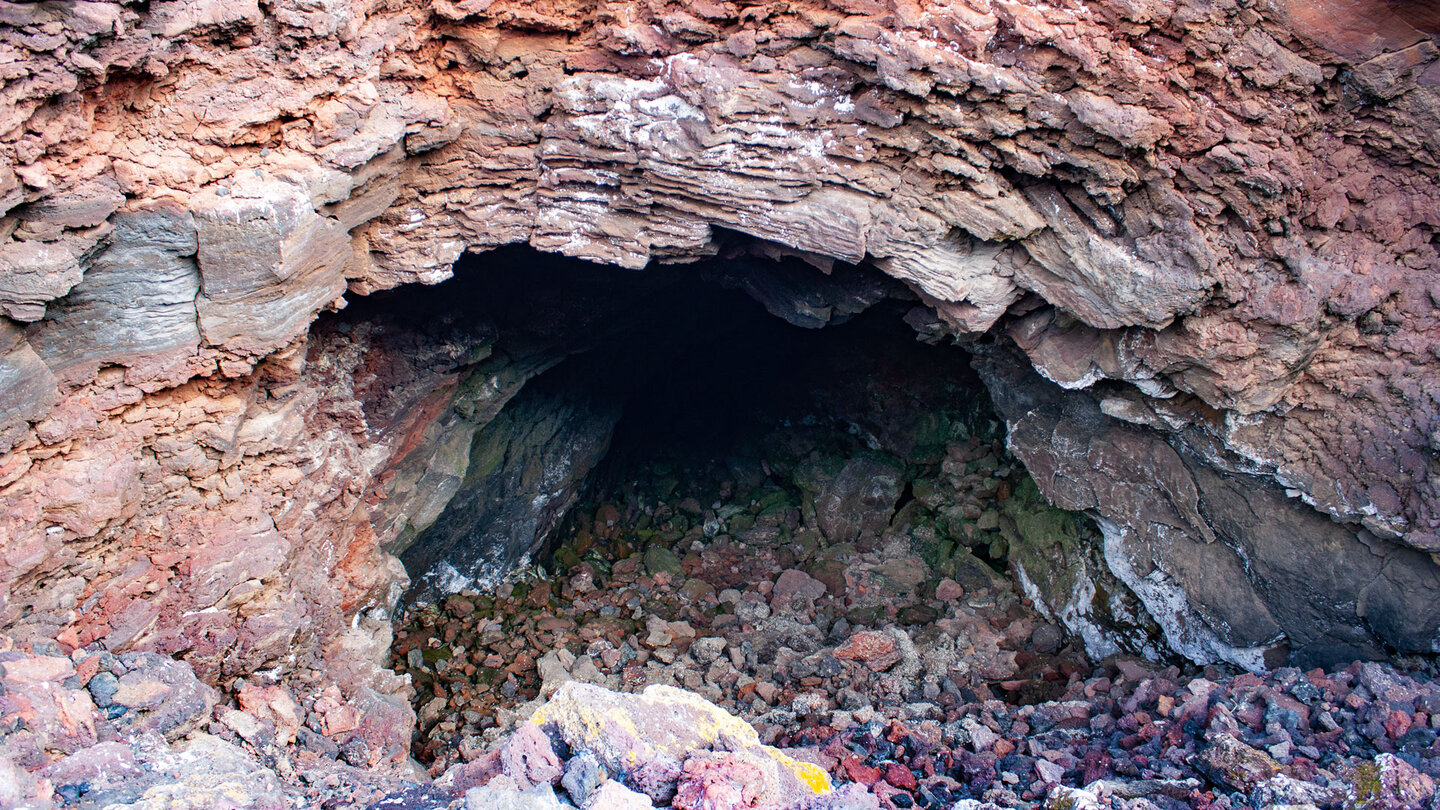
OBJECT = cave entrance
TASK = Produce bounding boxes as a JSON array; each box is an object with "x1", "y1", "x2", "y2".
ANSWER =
[
  {"x1": 547, "y1": 263, "x2": 1015, "y2": 588},
  {"x1": 370, "y1": 246, "x2": 1103, "y2": 764},
  {"x1": 376, "y1": 245, "x2": 1016, "y2": 605}
]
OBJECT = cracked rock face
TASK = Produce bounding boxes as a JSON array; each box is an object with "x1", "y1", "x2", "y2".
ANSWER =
[{"x1": 0, "y1": 0, "x2": 1438, "y2": 714}]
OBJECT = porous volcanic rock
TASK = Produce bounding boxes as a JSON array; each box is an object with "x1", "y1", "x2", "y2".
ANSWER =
[{"x1": 0, "y1": 0, "x2": 1438, "y2": 759}]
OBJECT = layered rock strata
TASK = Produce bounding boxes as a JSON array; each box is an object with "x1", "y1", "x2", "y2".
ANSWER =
[{"x1": 0, "y1": 0, "x2": 1438, "y2": 741}]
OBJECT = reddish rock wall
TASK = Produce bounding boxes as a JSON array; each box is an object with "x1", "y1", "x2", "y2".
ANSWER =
[{"x1": 0, "y1": 0, "x2": 1438, "y2": 703}]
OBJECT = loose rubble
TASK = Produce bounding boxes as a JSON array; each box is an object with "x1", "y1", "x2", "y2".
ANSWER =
[
  {"x1": 390, "y1": 342, "x2": 1063, "y2": 769},
  {"x1": 385, "y1": 371, "x2": 1440, "y2": 810},
  {"x1": 2, "y1": 587, "x2": 1439, "y2": 808}
]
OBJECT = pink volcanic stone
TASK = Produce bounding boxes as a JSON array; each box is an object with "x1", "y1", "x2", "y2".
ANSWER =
[
  {"x1": 499, "y1": 722, "x2": 564, "y2": 790},
  {"x1": 672, "y1": 753, "x2": 767, "y2": 810},
  {"x1": 772, "y1": 569, "x2": 828, "y2": 607},
  {"x1": 1349, "y1": 753, "x2": 1436, "y2": 808},
  {"x1": 934, "y1": 578, "x2": 965, "y2": 602},
  {"x1": 833, "y1": 631, "x2": 901, "y2": 672}
]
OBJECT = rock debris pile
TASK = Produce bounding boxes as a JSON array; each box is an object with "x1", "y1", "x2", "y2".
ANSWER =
[
  {"x1": 3, "y1": 627, "x2": 1440, "y2": 808},
  {"x1": 391, "y1": 343, "x2": 1072, "y2": 768},
  {"x1": 383, "y1": 382, "x2": 1440, "y2": 809},
  {"x1": 430, "y1": 658, "x2": 1440, "y2": 810}
]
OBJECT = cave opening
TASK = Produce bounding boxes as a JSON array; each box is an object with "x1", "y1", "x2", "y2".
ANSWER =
[
  {"x1": 544, "y1": 263, "x2": 1018, "y2": 583},
  {"x1": 364, "y1": 244, "x2": 1020, "y2": 604},
  {"x1": 353, "y1": 245, "x2": 1143, "y2": 766}
]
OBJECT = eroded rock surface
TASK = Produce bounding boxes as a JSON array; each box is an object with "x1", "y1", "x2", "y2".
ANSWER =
[{"x1": 0, "y1": 0, "x2": 1439, "y2": 788}]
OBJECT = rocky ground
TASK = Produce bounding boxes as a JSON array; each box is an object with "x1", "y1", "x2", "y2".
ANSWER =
[
  {"x1": 391, "y1": 402, "x2": 1064, "y2": 765},
  {"x1": 385, "y1": 385, "x2": 1440, "y2": 809}
]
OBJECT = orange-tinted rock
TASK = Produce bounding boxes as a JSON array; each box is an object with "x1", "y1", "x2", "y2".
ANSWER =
[{"x1": 834, "y1": 631, "x2": 902, "y2": 673}]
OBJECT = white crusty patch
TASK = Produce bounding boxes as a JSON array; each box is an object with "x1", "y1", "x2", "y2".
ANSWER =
[{"x1": 1098, "y1": 519, "x2": 1270, "y2": 672}]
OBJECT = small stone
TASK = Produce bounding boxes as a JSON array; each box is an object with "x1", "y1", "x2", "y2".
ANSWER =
[
  {"x1": 219, "y1": 708, "x2": 270, "y2": 745},
  {"x1": 1044, "y1": 786, "x2": 1101, "y2": 810},
  {"x1": 734, "y1": 598, "x2": 770, "y2": 624},
  {"x1": 934, "y1": 578, "x2": 965, "y2": 601},
  {"x1": 969, "y1": 725, "x2": 998, "y2": 752},
  {"x1": 1034, "y1": 759, "x2": 1064, "y2": 785},
  {"x1": 678, "y1": 579, "x2": 717, "y2": 603},
  {"x1": 237, "y1": 683, "x2": 302, "y2": 746},
  {"x1": 314, "y1": 685, "x2": 361, "y2": 737},
  {"x1": 585, "y1": 780, "x2": 654, "y2": 809},
  {"x1": 561, "y1": 750, "x2": 605, "y2": 805},
  {"x1": 339, "y1": 736, "x2": 371, "y2": 767},
  {"x1": 884, "y1": 762, "x2": 917, "y2": 790},
  {"x1": 691, "y1": 638, "x2": 727, "y2": 665},
  {"x1": 771, "y1": 570, "x2": 827, "y2": 607},
  {"x1": 792, "y1": 693, "x2": 828, "y2": 714},
  {"x1": 500, "y1": 722, "x2": 564, "y2": 790},
  {"x1": 1030, "y1": 624, "x2": 1062, "y2": 655},
  {"x1": 1384, "y1": 709, "x2": 1412, "y2": 739},
  {"x1": 644, "y1": 547, "x2": 683, "y2": 578},
  {"x1": 1194, "y1": 735, "x2": 1282, "y2": 793},
  {"x1": 834, "y1": 631, "x2": 901, "y2": 673},
  {"x1": 88, "y1": 671, "x2": 120, "y2": 708}
]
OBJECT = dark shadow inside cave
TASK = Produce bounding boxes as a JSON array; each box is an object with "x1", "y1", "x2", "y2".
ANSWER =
[
  {"x1": 553, "y1": 265, "x2": 1015, "y2": 583},
  {"x1": 344, "y1": 244, "x2": 1021, "y2": 605}
]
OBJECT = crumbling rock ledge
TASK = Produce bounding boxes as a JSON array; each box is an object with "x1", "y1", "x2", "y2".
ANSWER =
[{"x1": 0, "y1": 0, "x2": 1438, "y2": 765}]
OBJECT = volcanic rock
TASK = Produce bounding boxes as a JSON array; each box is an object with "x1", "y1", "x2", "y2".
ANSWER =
[
  {"x1": 530, "y1": 682, "x2": 830, "y2": 803},
  {"x1": 587, "y1": 780, "x2": 656, "y2": 810},
  {"x1": 833, "y1": 632, "x2": 903, "y2": 673},
  {"x1": 0, "y1": 2, "x2": 1439, "y2": 807},
  {"x1": 1193, "y1": 734, "x2": 1284, "y2": 794},
  {"x1": 812, "y1": 453, "x2": 905, "y2": 548}
]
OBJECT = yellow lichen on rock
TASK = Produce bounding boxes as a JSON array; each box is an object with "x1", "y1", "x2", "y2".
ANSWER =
[
  {"x1": 784, "y1": 756, "x2": 835, "y2": 794},
  {"x1": 528, "y1": 682, "x2": 831, "y2": 797}
]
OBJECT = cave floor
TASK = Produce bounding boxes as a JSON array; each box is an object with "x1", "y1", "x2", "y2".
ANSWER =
[
  {"x1": 387, "y1": 409, "x2": 1440, "y2": 810},
  {"x1": 391, "y1": 402, "x2": 1085, "y2": 761},
  {"x1": 391, "y1": 404, "x2": 1098, "y2": 802}
]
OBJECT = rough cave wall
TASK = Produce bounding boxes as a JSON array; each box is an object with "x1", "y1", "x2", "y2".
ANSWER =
[{"x1": 0, "y1": 0, "x2": 1438, "y2": 721}]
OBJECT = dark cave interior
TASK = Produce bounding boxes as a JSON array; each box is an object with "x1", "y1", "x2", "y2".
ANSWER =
[{"x1": 338, "y1": 245, "x2": 1017, "y2": 600}]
